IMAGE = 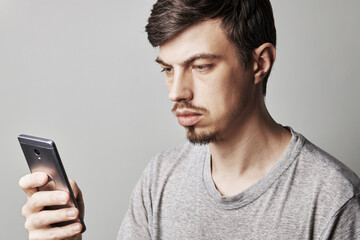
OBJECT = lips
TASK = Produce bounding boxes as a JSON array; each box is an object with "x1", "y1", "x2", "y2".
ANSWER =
[{"x1": 176, "y1": 110, "x2": 203, "y2": 127}]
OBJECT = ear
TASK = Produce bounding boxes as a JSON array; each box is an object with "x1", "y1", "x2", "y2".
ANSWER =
[{"x1": 252, "y1": 43, "x2": 276, "y2": 85}]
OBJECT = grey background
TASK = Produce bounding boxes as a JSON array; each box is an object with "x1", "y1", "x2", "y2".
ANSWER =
[{"x1": 0, "y1": 0, "x2": 359, "y2": 239}]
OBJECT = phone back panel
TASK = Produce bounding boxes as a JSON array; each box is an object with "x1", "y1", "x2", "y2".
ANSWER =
[
  {"x1": 18, "y1": 134, "x2": 86, "y2": 232},
  {"x1": 18, "y1": 135, "x2": 71, "y2": 195}
]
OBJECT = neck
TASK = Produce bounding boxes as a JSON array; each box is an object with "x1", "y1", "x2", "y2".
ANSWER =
[{"x1": 209, "y1": 99, "x2": 291, "y2": 196}]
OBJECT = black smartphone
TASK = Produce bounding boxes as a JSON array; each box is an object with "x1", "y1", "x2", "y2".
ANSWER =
[{"x1": 18, "y1": 134, "x2": 86, "y2": 233}]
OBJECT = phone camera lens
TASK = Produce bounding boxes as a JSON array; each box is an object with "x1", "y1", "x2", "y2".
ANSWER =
[{"x1": 34, "y1": 149, "x2": 40, "y2": 156}]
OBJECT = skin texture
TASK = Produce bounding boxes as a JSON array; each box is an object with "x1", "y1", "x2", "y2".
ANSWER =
[{"x1": 19, "y1": 172, "x2": 83, "y2": 240}]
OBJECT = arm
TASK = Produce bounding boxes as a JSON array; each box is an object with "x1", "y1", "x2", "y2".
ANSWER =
[{"x1": 19, "y1": 172, "x2": 84, "y2": 240}]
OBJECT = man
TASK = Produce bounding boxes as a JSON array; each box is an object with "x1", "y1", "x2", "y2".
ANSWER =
[{"x1": 20, "y1": 0, "x2": 360, "y2": 239}]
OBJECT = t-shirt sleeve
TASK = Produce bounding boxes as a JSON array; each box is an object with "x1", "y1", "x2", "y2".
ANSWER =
[
  {"x1": 117, "y1": 166, "x2": 153, "y2": 240},
  {"x1": 320, "y1": 194, "x2": 360, "y2": 240}
]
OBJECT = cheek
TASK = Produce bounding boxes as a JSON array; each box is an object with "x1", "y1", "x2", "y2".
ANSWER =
[
  {"x1": 225, "y1": 83, "x2": 242, "y2": 106},
  {"x1": 211, "y1": 77, "x2": 248, "y2": 118},
  {"x1": 225, "y1": 69, "x2": 252, "y2": 103},
  {"x1": 204, "y1": 90, "x2": 234, "y2": 121},
  {"x1": 192, "y1": 65, "x2": 248, "y2": 111}
]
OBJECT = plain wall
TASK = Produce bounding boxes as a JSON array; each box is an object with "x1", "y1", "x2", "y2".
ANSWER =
[{"x1": 0, "y1": 0, "x2": 359, "y2": 239}]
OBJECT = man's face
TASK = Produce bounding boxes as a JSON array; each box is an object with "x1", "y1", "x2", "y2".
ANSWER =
[{"x1": 157, "y1": 19, "x2": 256, "y2": 144}]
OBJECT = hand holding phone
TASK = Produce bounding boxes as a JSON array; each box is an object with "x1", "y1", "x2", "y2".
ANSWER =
[{"x1": 18, "y1": 134, "x2": 85, "y2": 239}]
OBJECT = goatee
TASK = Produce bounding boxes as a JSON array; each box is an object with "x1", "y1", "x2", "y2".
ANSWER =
[
  {"x1": 172, "y1": 102, "x2": 217, "y2": 145},
  {"x1": 185, "y1": 126, "x2": 219, "y2": 145}
]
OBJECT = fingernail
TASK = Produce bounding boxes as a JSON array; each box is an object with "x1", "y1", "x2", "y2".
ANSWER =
[
  {"x1": 72, "y1": 224, "x2": 81, "y2": 233},
  {"x1": 59, "y1": 193, "x2": 67, "y2": 203},
  {"x1": 67, "y1": 209, "x2": 76, "y2": 217}
]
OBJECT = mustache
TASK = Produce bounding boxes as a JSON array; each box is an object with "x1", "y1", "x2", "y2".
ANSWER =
[{"x1": 171, "y1": 102, "x2": 208, "y2": 114}]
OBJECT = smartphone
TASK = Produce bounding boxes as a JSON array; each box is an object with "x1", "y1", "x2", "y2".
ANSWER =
[{"x1": 18, "y1": 134, "x2": 86, "y2": 233}]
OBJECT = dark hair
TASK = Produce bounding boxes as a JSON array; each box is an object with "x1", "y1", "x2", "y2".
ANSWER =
[{"x1": 145, "y1": 0, "x2": 276, "y2": 96}]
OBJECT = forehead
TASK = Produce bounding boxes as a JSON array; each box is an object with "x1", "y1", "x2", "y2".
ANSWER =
[{"x1": 158, "y1": 19, "x2": 236, "y2": 64}]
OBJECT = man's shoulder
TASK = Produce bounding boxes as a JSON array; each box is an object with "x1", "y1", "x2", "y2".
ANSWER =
[{"x1": 295, "y1": 134, "x2": 360, "y2": 197}]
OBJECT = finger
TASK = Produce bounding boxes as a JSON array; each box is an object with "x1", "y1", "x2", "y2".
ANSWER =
[
  {"x1": 69, "y1": 179, "x2": 85, "y2": 218},
  {"x1": 69, "y1": 179, "x2": 79, "y2": 198},
  {"x1": 19, "y1": 172, "x2": 48, "y2": 197},
  {"x1": 25, "y1": 207, "x2": 79, "y2": 230},
  {"x1": 28, "y1": 222, "x2": 82, "y2": 240},
  {"x1": 24, "y1": 191, "x2": 69, "y2": 216}
]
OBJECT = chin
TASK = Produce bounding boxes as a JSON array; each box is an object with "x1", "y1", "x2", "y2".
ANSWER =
[{"x1": 186, "y1": 126, "x2": 219, "y2": 145}]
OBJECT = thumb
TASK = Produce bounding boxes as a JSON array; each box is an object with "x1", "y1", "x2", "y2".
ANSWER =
[{"x1": 69, "y1": 179, "x2": 85, "y2": 219}]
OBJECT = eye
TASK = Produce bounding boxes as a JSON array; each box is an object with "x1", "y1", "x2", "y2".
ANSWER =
[
  {"x1": 192, "y1": 64, "x2": 213, "y2": 72},
  {"x1": 160, "y1": 67, "x2": 173, "y2": 74}
]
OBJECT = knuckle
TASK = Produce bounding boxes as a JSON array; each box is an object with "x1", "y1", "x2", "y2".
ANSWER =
[
  {"x1": 33, "y1": 212, "x2": 47, "y2": 227},
  {"x1": 21, "y1": 204, "x2": 28, "y2": 217},
  {"x1": 24, "y1": 218, "x2": 31, "y2": 231},
  {"x1": 48, "y1": 230, "x2": 60, "y2": 240},
  {"x1": 27, "y1": 194, "x2": 40, "y2": 210}
]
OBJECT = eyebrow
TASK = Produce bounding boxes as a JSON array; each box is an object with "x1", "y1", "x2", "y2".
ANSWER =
[{"x1": 155, "y1": 53, "x2": 221, "y2": 67}]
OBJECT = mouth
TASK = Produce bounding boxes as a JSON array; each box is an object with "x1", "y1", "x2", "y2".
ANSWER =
[{"x1": 176, "y1": 110, "x2": 203, "y2": 127}]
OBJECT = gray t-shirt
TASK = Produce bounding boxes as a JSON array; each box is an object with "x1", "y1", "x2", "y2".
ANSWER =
[{"x1": 118, "y1": 130, "x2": 360, "y2": 239}]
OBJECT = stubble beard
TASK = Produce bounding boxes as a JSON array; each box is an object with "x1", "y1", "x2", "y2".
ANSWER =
[
  {"x1": 184, "y1": 97, "x2": 247, "y2": 145},
  {"x1": 185, "y1": 125, "x2": 219, "y2": 145}
]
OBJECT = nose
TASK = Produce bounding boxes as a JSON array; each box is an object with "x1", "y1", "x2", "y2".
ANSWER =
[{"x1": 168, "y1": 70, "x2": 193, "y2": 102}]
